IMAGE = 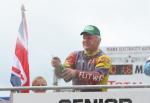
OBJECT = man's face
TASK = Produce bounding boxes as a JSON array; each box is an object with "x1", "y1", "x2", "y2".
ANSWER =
[{"x1": 82, "y1": 33, "x2": 100, "y2": 51}]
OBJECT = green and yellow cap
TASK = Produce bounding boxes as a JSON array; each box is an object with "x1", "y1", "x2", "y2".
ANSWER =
[{"x1": 80, "y1": 25, "x2": 100, "y2": 36}]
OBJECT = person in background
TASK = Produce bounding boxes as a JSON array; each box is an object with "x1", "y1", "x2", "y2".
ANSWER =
[
  {"x1": 144, "y1": 56, "x2": 150, "y2": 76},
  {"x1": 51, "y1": 25, "x2": 112, "y2": 92},
  {"x1": 32, "y1": 76, "x2": 47, "y2": 93}
]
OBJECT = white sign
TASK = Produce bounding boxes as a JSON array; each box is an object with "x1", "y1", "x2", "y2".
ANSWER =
[{"x1": 13, "y1": 91, "x2": 150, "y2": 103}]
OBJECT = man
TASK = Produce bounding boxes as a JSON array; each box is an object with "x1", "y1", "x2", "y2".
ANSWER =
[
  {"x1": 51, "y1": 25, "x2": 112, "y2": 92},
  {"x1": 144, "y1": 56, "x2": 150, "y2": 76}
]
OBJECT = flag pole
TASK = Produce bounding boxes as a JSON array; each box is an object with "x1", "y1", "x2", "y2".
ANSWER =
[{"x1": 21, "y1": 4, "x2": 25, "y2": 12}]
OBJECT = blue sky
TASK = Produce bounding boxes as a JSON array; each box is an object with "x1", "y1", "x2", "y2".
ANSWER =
[{"x1": 0, "y1": 0, "x2": 150, "y2": 96}]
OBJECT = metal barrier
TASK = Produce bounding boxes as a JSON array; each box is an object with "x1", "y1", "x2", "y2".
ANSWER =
[
  {"x1": 1, "y1": 84, "x2": 150, "y2": 103},
  {"x1": 1, "y1": 84, "x2": 150, "y2": 92}
]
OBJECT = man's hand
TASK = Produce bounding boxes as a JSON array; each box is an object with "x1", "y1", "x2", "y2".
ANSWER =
[{"x1": 62, "y1": 68, "x2": 78, "y2": 82}]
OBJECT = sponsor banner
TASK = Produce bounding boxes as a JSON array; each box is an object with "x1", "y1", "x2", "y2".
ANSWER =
[
  {"x1": 101, "y1": 46, "x2": 150, "y2": 87},
  {"x1": 13, "y1": 91, "x2": 150, "y2": 103},
  {"x1": 102, "y1": 46, "x2": 150, "y2": 53}
]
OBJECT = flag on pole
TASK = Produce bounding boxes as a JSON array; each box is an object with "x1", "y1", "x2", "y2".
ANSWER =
[{"x1": 10, "y1": 5, "x2": 30, "y2": 93}]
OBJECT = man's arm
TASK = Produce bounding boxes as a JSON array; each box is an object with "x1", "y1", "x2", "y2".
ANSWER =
[
  {"x1": 61, "y1": 67, "x2": 109, "y2": 84},
  {"x1": 62, "y1": 55, "x2": 112, "y2": 84}
]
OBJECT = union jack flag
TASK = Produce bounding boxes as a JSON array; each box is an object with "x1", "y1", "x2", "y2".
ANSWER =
[{"x1": 10, "y1": 5, "x2": 30, "y2": 93}]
